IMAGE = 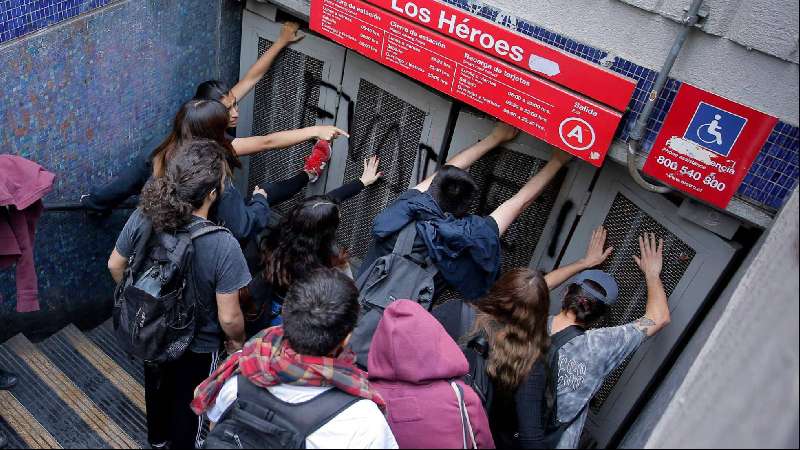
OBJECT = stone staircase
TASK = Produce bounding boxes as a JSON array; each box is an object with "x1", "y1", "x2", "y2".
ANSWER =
[{"x1": 0, "y1": 321, "x2": 147, "y2": 449}]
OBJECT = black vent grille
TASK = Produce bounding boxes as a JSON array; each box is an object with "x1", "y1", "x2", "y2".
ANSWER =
[
  {"x1": 247, "y1": 38, "x2": 324, "y2": 212},
  {"x1": 336, "y1": 79, "x2": 427, "y2": 261},
  {"x1": 470, "y1": 149, "x2": 564, "y2": 273},
  {"x1": 589, "y1": 193, "x2": 695, "y2": 412}
]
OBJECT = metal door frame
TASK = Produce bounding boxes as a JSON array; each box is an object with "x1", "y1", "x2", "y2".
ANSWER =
[
  {"x1": 324, "y1": 51, "x2": 454, "y2": 191},
  {"x1": 236, "y1": 11, "x2": 346, "y2": 195},
  {"x1": 554, "y1": 162, "x2": 738, "y2": 447},
  {"x1": 447, "y1": 110, "x2": 597, "y2": 273}
]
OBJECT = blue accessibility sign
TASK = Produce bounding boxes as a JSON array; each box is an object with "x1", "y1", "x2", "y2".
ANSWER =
[{"x1": 684, "y1": 102, "x2": 748, "y2": 157}]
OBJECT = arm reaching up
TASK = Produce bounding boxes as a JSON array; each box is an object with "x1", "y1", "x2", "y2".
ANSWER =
[
  {"x1": 415, "y1": 122, "x2": 519, "y2": 192},
  {"x1": 633, "y1": 233, "x2": 671, "y2": 337},
  {"x1": 232, "y1": 126, "x2": 348, "y2": 156},
  {"x1": 490, "y1": 150, "x2": 572, "y2": 235},
  {"x1": 545, "y1": 226, "x2": 614, "y2": 289},
  {"x1": 230, "y1": 22, "x2": 303, "y2": 102}
]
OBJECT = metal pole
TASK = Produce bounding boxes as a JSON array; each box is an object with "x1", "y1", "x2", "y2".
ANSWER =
[{"x1": 627, "y1": 0, "x2": 706, "y2": 193}]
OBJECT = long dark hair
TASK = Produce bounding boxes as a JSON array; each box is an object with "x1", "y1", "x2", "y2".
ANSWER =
[
  {"x1": 261, "y1": 196, "x2": 348, "y2": 291},
  {"x1": 140, "y1": 139, "x2": 226, "y2": 232},
  {"x1": 151, "y1": 100, "x2": 240, "y2": 178},
  {"x1": 470, "y1": 268, "x2": 551, "y2": 391},
  {"x1": 194, "y1": 80, "x2": 231, "y2": 102}
]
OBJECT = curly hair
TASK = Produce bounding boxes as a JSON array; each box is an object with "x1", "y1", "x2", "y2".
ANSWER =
[
  {"x1": 470, "y1": 268, "x2": 551, "y2": 391},
  {"x1": 140, "y1": 139, "x2": 226, "y2": 232},
  {"x1": 151, "y1": 99, "x2": 240, "y2": 178},
  {"x1": 261, "y1": 196, "x2": 348, "y2": 291}
]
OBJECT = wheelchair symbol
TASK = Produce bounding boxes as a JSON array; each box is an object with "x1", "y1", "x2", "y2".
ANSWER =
[{"x1": 697, "y1": 114, "x2": 724, "y2": 146}]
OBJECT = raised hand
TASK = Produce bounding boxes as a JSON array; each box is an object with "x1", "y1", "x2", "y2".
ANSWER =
[
  {"x1": 488, "y1": 122, "x2": 520, "y2": 144},
  {"x1": 278, "y1": 22, "x2": 303, "y2": 44},
  {"x1": 634, "y1": 232, "x2": 664, "y2": 280},
  {"x1": 582, "y1": 226, "x2": 613, "y2": 268},
  {"x1": 360, "y1": 155, "x2": 383, "y2": 186},
  {"x1": 252, "y1": 186, "x2": 268, "y2": 199},
  {"x1": 315, "y1": 126, "x2": 349, "y2": 141}
]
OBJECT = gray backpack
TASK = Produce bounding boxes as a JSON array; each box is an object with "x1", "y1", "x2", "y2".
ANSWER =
[{"x1": 349, "y1": 222, "x2": 438, "y2": 368}]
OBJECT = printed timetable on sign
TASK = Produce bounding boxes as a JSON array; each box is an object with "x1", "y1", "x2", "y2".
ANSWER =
[{"x1": 311, "y1": 0, "x2": 626, "y2": 166}]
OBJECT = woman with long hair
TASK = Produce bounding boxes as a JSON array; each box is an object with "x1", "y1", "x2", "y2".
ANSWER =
[
  {"x1": 432, "y1": 226, "x2": 613, "y2": 448},
  {"x1": 81, "y1": 21, "x2": 345, "y2": 210},
  {"x1": 242, "y1": 194, "x2": 365, "y2": 335}
]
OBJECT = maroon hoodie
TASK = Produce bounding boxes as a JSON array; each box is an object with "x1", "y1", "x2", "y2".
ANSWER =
[
  {"x1": 368, "y1": 300, "x2": 495, "y2": 449},
  {"x1": 0, "y1": 155, "x2": 55, "y2": 313}
]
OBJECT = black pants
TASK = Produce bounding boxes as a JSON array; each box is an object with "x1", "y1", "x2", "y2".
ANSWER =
[{"x1": 144, "y1": 351, "x2": 220, "y2": 449}]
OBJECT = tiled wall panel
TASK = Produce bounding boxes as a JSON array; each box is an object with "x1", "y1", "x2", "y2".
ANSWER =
[
  {"x1": 1, "y1": 0, "x2": 116, "y2": 44},
  {"x1": 0, "y1": 0, "x2": 243, "y2": 342}
]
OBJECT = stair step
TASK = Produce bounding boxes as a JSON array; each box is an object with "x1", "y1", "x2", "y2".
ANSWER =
[
  {"x1": 0, "y1": 391, "x2": 61, "y2": 449},
  {"x1": 0, "y1": 334, "x2": 140, "y2": 449},
  {"x1": 84, "y1": 320, "x2": 144, "y2": 385},
  {"x1": 36, "y1": 325, "x2": 148, "y2": 446}
]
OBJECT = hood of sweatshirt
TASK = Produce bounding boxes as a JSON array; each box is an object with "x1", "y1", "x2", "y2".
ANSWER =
[{"x1": 368, "y1": 300, "x2": 468, "y2": 384}]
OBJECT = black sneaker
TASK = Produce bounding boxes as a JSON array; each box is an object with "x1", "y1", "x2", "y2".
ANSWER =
[{"x1": 0, "y1": 369, "x2": 18, "y2": 390}]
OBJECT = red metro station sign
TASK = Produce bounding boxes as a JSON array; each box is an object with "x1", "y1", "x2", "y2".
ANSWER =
[{"x1": 310, "y1": 0, "x2": 637, "y2": 166}]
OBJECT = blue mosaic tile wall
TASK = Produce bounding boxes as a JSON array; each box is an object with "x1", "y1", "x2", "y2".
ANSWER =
[
  {"x1": 0, "y1": 0, "x2": 115, "y2": 44},
  {"x1": 443, "y1": 0, "x2": 799, "y2": 211},
  {"x1": 0, "y1": 0, "x2": 243, "y2": 342}
]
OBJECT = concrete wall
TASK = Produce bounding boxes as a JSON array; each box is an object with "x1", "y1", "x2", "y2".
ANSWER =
[
  {"x1": 637, "y1": 189, "x2": 798, "y2": 449},
  {"x1": 0, "y1": 0, "x2": 243, "y2": 342},
  {"x1": 484, "y1": 0, "x2": 799, "y2": 125}
]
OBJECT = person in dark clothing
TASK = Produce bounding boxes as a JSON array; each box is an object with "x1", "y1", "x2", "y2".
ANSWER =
[
  {"x1": 242, "y1": 158, "x2": 383, "y2": 336},
  {"x1": 81, "y1": 21, "x2": 345, "y2": 211},
  {"x1": 108, "y1": 140, "x2": 252, "y2": 449},
  {"x1": 360, "y1": 121, "x2": 571, "y2": 301},
  {"x1": 432, "y1": 226, "x2": 614, "y2": 449}
]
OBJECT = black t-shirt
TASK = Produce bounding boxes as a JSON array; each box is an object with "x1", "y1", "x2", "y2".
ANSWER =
[{"x1": 115, "y1": 210, "x2": 252, "y2": 353}]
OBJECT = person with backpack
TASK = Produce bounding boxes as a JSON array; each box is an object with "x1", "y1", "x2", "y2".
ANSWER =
[
  {"x1": 350, "y1": 121, "x2": 571, "y2": 368},
  {"x1": 431, "y1": 226, "x2": 614, "y2": 449},
  {"x1": 81, "y1": 21, "x2": 346, "y2": 212},
  {"x1": 368, "y1": 300, "x2": 495, "y2": 449},
  {"x1": 192, "y1": 268, "x2": 398, "y2": 450},
  {"x1": 548, "y1": 233, "x2": 671, "y2": 449},
  {"x1": 107, "y1": 140, "x2": 252, "y2": 449}
]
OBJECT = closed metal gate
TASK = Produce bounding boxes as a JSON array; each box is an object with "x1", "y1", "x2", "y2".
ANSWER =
[
  {"x1": 237, "y1": 11, "x2": 345, "y2": 203},
  {"x1": 326, "y1": 52, "x2": 453, "y2": 262},
  {"x1": 552, "y1": 164, "x2": 737, "y2": 447}
]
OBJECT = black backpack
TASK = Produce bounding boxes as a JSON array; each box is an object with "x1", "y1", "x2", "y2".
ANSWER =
[
  {"x1": 204, "y1": 377, "x2": 361, "y2": 449},
  {"x1": 542, "y1": 326, "x2": 586, "y2": 448},
  {"x1": 457, "y1": 301, "x2": 495, "y2": 410},
  {"x1": 350, "y1": 222, "x2": 438, "y2": 369},
  {"x1": 113, "y1": 219, "x2": 227, "y2": 364}
]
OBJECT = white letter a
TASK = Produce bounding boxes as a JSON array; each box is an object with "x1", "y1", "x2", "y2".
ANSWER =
[{"x1": 567, "y1": 125, "x2": 584, "y2": 143}]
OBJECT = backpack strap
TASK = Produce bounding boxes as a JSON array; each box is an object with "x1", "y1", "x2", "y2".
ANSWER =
[
  {"x1": 543, "y1": 325, "x2": 586, "y2": 445},
  {"x1": 458, "y1": 301, "x2": 477, "y2": 340},
  {"x1": 237, "y1": 377, "x2": 361, "y2": 438},
  {"x1": 186, "y1": 220, "x2": 229, "y2": 240},
  {"x1": 547, "y1": 325, "x2": 585, "y2": 371},
  {"x1": 391, "y1": 222, "x2": 419, "y2": 257}
]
